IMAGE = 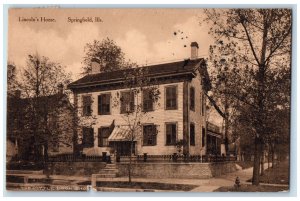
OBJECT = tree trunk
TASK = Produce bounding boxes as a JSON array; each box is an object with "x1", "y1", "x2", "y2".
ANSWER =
[
  {"x1": 128, "y1": 140, "x2": 133, "y2": 183},
  {"x1": 44, "y1": 143, "x2": 48, "y2": 162},
  {"x1": 224, "y1": 97, "x2": 230, "y2": 157},
  {"x1": 251, "y1": 13, "x2": 268, "y2": 186},
  {"x1": 260, "y1": 151, "x2": 264, "y2": 176},
  {"x1": 267, "y1": 145, "x2": 270, "y2": 169},
  {"x1": 271, "y1": 146, "x2": 275, "y2": 168},
  {"x1": 252, "y1": 136, "x2": 262, "y2": 185}
]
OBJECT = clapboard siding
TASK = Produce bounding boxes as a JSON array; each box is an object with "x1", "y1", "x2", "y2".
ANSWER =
[
  {"x1": 74, "y1": 72, "x2": 206, "y2": 156},
  {"x1": 75, "y1": 82, "x2": 184, "y2": 155}
]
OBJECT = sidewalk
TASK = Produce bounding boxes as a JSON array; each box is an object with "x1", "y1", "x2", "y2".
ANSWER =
[
  {"x1": 8, "y1": 162, "x2": 285, "y2": 192},
  {"x1": 191, "y1": 162, "x2": 289, "y2": 192}
]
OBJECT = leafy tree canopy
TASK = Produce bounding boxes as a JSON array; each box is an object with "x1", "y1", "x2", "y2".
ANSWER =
[{"x1": 82, "y1": 38, "x2": 134, "y2": 74}]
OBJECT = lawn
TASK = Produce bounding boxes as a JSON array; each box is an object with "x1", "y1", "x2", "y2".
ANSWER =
[
  {"x1": 214, "y1": 184, "x2": 289, "y2": 192},
  {"x1": 247, "y1": 160, "x2": 290, "y2": 185},
  {"x1": 215, "y1": 160, "x2": 290, "y2": 192},
  {"x1": 78, "y1": 181, "x2": 198, "y2": 191},
  {"x1": 259, "y1": 160, "x2": 289, "y2": 184}
]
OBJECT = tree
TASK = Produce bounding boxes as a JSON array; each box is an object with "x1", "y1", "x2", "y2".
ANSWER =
[
  {"x1": 206, "y1": 41, "x2": 242, "y2": 156},
  {"x1": 82, "y1": 38, "x2": 133, "y2": 74},
  {"x1": 17, "y1": 54, "x2": 73, "y2": 161},
  {"x1": 7, "y1": 62, "x2": 18, "y2": 95},
  {"x1": 112, "y1": 66, "x2": 160, "y2": 183},
  {"x1": 204, "y1": 9, "x2": 291, "y2": 185}
]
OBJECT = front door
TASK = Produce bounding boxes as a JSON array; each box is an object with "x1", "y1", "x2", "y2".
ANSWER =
[{"x1": 110, "y1": 141, "x2": 135, "y2": 156}]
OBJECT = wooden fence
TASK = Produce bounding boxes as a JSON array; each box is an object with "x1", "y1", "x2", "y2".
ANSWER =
[
  {"x1": 48, "y1": 154, "x2": 103, "y2": 162},
  {"x1": 12, "y1": 153, "x2": 237, "y2": 163}
]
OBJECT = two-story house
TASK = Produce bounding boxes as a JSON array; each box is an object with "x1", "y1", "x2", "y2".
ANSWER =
[{"x1": 68, "y1": 42, "x2": 211, "y2": 157}]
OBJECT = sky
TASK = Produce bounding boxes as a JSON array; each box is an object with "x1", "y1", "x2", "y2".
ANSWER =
[
  {"x1": 8, "y1": 8, "x2": 221, "y2": 125},
  {"x1": 8, "y1": 8, "x2": 214, "y2": 80}
]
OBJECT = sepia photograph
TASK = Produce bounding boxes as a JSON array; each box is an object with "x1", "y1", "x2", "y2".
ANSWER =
[{"x1": 5, "y1": 6, "x2": 292, "y2": 193}]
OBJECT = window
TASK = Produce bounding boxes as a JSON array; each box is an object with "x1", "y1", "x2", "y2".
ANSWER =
[
  {"x1": 165, "y1": 86, "x2": 177, "y2": 110},
  {"x1": 143, "y1": 89, "x2": 154, "y2": 112},
  {"x1": 166, "y1": 123, "x2": 177, "y2": 145},
  {"x1": 82, "y1": 127, "x2": 94, "y2": 148},
  {"x1": 98, "y1": 94, "x2": 111, "y2": 115},
  {"x1": 121, "y1": 91, "x2": 134, "y2": 113},
  {"x1": 82, "y1": 95, "x2": 92, "y2": 116},
  {"x1": 190, "y1": 123, "x2": 195, "y2": 146},
  {"x1": 202, "y1": 127, "x2": 206, "y2": 147},
  {"x1": 98, "y1": 127, "x2": 110, "y2": 147},
  {"x1": 190, "y1": 87, "x2": 195, "y2": 111},
  {"x1": 143, "y1": 124, "x2": 157, "y2": 146}
]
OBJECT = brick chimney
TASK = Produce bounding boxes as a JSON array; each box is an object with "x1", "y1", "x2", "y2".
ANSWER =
[
  {"x1": 91, "y1": 58, "x2": 101, "y2": 74},
  {"x1": 190, "y1": 42, "x2": 199, "y2": 60}
]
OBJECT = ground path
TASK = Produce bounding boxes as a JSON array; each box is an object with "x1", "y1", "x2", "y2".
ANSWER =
[{"x1": 7, "y1": 162, "x2": 288, "y2": 192}]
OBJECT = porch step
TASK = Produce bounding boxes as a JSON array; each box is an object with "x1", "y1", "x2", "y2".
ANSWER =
[{"x1": 93, "y1": 163, "x2": 119, "y2": 179}]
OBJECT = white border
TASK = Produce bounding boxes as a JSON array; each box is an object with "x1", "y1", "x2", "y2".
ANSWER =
[{"x1": 1, "y1": 1, "x2": 298, "y2": 200}]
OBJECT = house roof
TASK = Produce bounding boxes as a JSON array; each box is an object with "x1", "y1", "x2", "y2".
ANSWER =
[{"x1": 68, "y1": 58, "x2": 211, "y2": 90}]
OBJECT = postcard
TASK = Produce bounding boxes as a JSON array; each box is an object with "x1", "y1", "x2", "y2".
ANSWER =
[{"x1": 6, "y1": 7, "x2": 291, "y2": 192}]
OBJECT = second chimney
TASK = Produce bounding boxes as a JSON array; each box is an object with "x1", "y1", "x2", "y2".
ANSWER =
[
  {"x1": 190, "y1": 42, "x2": 199, "y2": 60},
  {"x1": 91, "y1": 58, "x2": 101, "y2": 74}
]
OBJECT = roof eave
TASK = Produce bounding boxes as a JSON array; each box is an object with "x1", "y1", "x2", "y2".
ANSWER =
[{"x1": 68, "y1": 71, "x2": 195, "y2": 90}]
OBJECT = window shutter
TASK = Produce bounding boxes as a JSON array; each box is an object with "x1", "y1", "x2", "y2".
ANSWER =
[
  {"x1": 98, "y1": 128, "x2": 101, "y2": 147},
  {"x1": 190, "y1": 124, "x2": 195, "y2": 146},
  {"x1": 153, "y1": 125, "x2": 157, "y2": 145},
  {"x1": 172, "y1": 124, "x2": 176, "y2": 144},
  {"x1": 173, "y1": 87, "x2": 177, "y2": 108},
  {"x1": 106, "y1": 94, "x2": 110, "y2": 113},
  {"x1": 143, "y1": 126, "x2": 147, "y2": 145},
  {"x1": 98, "y1": 95, "x2": 101, "y2": 115},
  {"x1": 89, "y1": 128, "x2": 94, "y2": 147},
  {"x1": 130, "y1": 92, "x2": 134, "y2": 111}
]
